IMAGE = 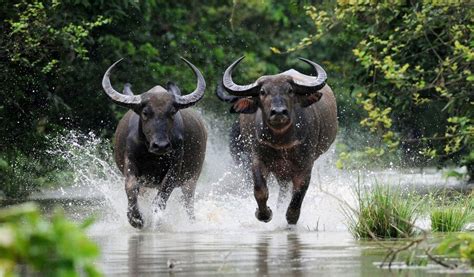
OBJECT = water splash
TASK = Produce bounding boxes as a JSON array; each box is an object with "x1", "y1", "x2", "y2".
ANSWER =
[
  {"x1": 48, "y1": 132, "x2": 128, "y2": 226},
  {"x1": 49, "y1": 111, "x2": 461, "y2": 234}
]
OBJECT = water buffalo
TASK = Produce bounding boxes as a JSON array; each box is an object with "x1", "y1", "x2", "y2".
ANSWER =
[
  {"x1": 216, "y1": 57, "x2": 337, "y2": 225},
  {"x1": 102, "y1": 58, "x2": 207, "y2": 228}
]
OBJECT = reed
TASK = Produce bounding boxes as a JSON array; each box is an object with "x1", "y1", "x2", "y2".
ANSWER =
[
  {"x1": 345, "y1": 184, "x2": 419, "y2": 239},
  {"x1": 430, "y1": 194, "x2": 472, "y2": 232}
]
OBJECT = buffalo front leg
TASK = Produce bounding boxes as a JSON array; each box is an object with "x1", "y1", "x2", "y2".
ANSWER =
[
  {"x1": 181, "y1": 181, "x2": 196, "y2": 221},
  {"x1": 152, "y1": 185, "x2": 173, "y2": 213},
  {"x1": 276, "y1": 179, "x2": 291, "y2": 210},
  {"x1": 253, "y1": 162, "x2": 272, "y2": 222},
  {"x1": 152, "y1": 150, "x2": 184, "y2": 215},
  {"x1": 125, "y1": 175, "x2": 143, "y2": 229},
  {"x1": 286, "y1": 170, "x2": 312, "y2": 225}
]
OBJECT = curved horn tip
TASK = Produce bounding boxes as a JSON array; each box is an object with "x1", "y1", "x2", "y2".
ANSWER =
[
  {"x1": 297, "y1": 57, "x2": 327, "y2": 76},
  {"x1": 297, "y1": 57, "x2": 308, "y2": 62},
  {"x1": 179, "y1": 56, "x2": 190, "y2": 64},
  {"x1": 105, "y1": 58, "x2": 124, "y2": 75},
  {"x1": 179, "y1": 57, "x2": 201, "y2": 73},
  {"x1": 225, "y1": 56, "x2": 246, "y2": 69},
  {"x1": 297, "y1": 57, "x2": 317, "y2": 65},
  {"x1": 234, "y1": 55, "x2": 246, "y2": 64},
  {"x1": 111, "y1": 58, "x2": 124, "y2": 67}
]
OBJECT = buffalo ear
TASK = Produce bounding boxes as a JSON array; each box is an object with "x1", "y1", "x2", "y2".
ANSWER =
[
  {"x1": 167, "y1": 81, "x2": 182, "y2": 96},
  {"x1": 300, "y1": 92, "x2": 323, "y2": 108},
  {"x1": 230, "y1": 98, "x2": 258, "y2": 114}
]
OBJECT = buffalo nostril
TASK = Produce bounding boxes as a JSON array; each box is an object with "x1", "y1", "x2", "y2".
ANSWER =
[
  {"x1": 271, "y1": 107, "x2": 288, "y2": 116},
  {"x1": 150, "y1": 141, "x2": 171, "y2": 151},
  {"x1": 160, "y1": 141, "x2": 171, "y2": 149},
  {"x1": 150, "y1": 142, "x2": 159, "y2": 150}
]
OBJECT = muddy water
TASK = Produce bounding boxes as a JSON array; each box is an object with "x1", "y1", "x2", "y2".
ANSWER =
[{"x1": 11, "y1": 113, "x2": 471, "y2": 276}]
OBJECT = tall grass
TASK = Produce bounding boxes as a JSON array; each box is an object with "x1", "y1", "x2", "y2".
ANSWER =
[
  {"x1": 431, "y1": 207, "x2": 471, "y2": 232},
  {"x1": 430, "y1": 193, "x2": 472, "y2": 232},
  {"x1": 345, "y1": 184, "x2": 419, "y2": 239}
]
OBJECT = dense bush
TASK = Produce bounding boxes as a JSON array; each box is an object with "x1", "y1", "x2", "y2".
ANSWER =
[
  {"x1": 1, "y1": 1, "x2": 472, "y2": 197},
  {"x1": 0, "y1": 0, "x2": 313, "y2": 197},
  {"x1": 277, "y1": 1, "x2": 473, "y2": 177}
]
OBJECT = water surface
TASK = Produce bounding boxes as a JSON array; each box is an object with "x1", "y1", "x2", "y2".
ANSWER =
[{"x1": 6, "y1": 116, "x2": 471, "y2": 276}]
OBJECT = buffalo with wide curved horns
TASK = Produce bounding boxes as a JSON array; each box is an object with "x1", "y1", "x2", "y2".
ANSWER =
[
  {"x1": 102, "y1": 57, "x2": 207, "y2": 229},
  {"x1": 217, "y1": 56, "x2": 337, "y2": 225}
]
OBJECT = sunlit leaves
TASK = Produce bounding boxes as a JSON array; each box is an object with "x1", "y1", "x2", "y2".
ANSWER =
[
  {"x1": 7, "y1": 1, "x2": 110, "y2": 70},
  {"x1": 272, "y1": 5, "x2": 333, "y2": 54},
  {"x1": 287, "y1": 1, "x2": 473, "y2": 173}
]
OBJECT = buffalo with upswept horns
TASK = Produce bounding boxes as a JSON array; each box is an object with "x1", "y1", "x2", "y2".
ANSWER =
[
  {"x1": 102, "y1": 58, "x2": 207, "y2": 228},
  {"x1": 217, "y1": 57, "x2": 337, "y2": 225}
]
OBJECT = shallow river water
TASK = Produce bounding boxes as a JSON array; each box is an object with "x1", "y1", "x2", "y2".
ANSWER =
[{"x1": 5, "y1": 115, "x2": 472, "y2": 276}]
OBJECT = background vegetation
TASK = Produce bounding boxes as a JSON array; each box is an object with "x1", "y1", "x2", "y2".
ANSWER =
[{"x1": 0, "y1": 0, "x2": 472, "y2": 198}]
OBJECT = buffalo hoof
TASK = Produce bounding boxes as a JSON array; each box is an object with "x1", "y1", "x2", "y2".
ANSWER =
[
  {"x1": 128, "y1": 208, "x2": 144, "y2": 229},
  {"x1": 255, "y1": 207, "x2": 273, "y2": 223}
]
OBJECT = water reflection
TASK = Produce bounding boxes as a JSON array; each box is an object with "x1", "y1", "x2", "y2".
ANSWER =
[
  {"x1": 127, "y1": 235, "x2": 141, "y2": 276},
  {"x1": 287, "y1": 233, "x2": 303, "y2": 277},
  {"x1": 94, "y1": 231, "x2": 377, "y2": 276},
  {"x1": 256, "y1": 235, "x2": 270, "y2": 275}
]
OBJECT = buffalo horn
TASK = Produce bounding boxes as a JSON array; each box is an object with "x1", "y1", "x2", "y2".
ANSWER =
[
  {"x1": 215, "y1": 82, "x2": 240, "y2": 103},
  {"x1": 222, "y1": 56, "x2": 260, "y2": 96},
  {"x1": 292, "y1": 58, "x2": 327, "y2": 94},
  {"x1": 173, "y1": 57, "x2": 206, "y2": 109},
  {"x1": 102, "y1": 59, "x2": 142, "y2": 108}
]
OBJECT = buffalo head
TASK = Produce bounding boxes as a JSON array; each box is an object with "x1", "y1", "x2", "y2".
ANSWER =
[
  {"x1": 217, "y1": 57, "x2": 327, "y2": 131},
  {"x1": 102, "y1": 58, "x2": 206, "y2": 154}
]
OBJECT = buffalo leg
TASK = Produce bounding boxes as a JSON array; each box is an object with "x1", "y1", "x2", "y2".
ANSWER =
[
  {"x1": 181, "y1": 181, "x2": 196, "y2": 220},
  {"x1": 125, "y1": 175, "x2": 143, "y2": 229},
  {"x1": 253, "y1": 162, "x2": 272, "y2": 222},
  {"x1": 152, "y1": 185, "x2": 173, "y2": 213},
  {"x1": 277, "y1": 180, "x2": 291, "y2": 210},
  {"x1": 286, "y1": 170, "x2": 312, "y2": 225}
]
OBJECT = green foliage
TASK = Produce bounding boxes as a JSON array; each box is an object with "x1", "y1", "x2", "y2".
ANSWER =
[
  {"x1": 281, "y1": 1, "x2": 473, "y2": 176},
  {"x1": 354, "y1": 2, "x2": 472, "y2": 169},
  {"x1": 3, "y1": 0, "x2": 472, "y2": 197},
  {"x1": 1, "y1": 0, "x2": 311, "y2": 197},
  {"x1": 435, "y1": 232, "x2": 474, "y2": 267},
  {"x1": 345, "y1": 184, "x2": 419, "y2": 239},
  {"x1": 0, "y1": 203, "x2": 100, "y2": 276}
]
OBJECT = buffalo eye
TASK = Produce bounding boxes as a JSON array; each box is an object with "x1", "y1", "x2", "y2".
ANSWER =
[
  {"x1": 288, "y1": 87, "x2": 294, "y2": 95},
  {"x1": 259, "y1": 88, "x2": 266, "y2": 96},
  {"x1": 141, "y1": 110, "x2": 150, "y2": 120}
]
